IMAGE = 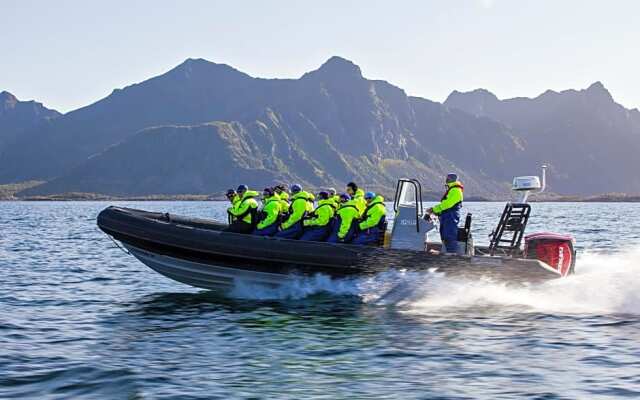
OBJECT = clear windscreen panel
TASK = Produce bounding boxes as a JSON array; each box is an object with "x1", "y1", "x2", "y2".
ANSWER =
[{"x1": 398, "y1": 182, "x2": 417, "y2": 206}]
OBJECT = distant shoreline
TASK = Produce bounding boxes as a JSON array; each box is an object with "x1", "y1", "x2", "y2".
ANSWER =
[{"x1": 1, "y1": 182, "x2": 639, "y2": 202}]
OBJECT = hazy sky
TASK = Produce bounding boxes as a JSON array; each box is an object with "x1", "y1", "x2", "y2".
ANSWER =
[{"x1": 2, "y1": 0, "x2": 638, "y2": 113}]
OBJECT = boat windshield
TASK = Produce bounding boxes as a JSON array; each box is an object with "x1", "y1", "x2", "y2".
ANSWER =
[{"x1": 398, "y1": 181, "x2": 417, "y2": 206}]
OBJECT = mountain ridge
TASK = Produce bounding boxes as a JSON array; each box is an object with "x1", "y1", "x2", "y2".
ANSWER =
[
  {"x1": 2, "y1": 57, "x2": 639, "y2": 197},
  {"x1": 0, "y1": 91, "x2": 61, "y2": 153},
  {"x1": 444, "y1": 81, "x2": 640, "y2": 193}
]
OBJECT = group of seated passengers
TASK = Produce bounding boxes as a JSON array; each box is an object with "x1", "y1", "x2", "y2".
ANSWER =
[{"x1": 223, "y1": 182, "x2": 387, "y2": 245}]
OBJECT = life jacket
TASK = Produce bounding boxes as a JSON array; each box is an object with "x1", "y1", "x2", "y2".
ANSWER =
[
  {"x1": 441, "y1": 183, "x2": 464, "y2": 201},
  {"x1": 288, "y1": 194, "x2": 308, "y2": 215},
  {"x1": 305, "y1": 200, "x2": 336, "y2": 227},
  {"x1": 258, "y1": 197, "x2": 280, "y2": 222},
  {"x1": 361, "y1": 196, "x2": 387, "y2": 230},
  {"x1": 352, "y1": 188, "x2": 367, "y2": 216},
  {"x1": 307, "y1": 201, "x2": 336, "y2": 217},
  {"x1": 333, "y1": 201, "x2": 360, "y2": 238},
  {"x1": 233, "y1": 191, "x2": 259, "y2": 225},
  {"x1": 440, "y1": 182, "x2": 464, "y2": 213},
  {"x1": 281, "y1": 191, "x2": 311, "y2": 229}
]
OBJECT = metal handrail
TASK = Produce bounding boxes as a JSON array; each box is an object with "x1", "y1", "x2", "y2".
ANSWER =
[{"x1": 393, "y1": 178, "x2": 424, "y2": 232}]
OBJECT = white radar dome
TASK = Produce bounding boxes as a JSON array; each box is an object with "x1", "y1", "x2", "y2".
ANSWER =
[{"x1": 512, "y1": 176, "x2": 542, "y2": 192}]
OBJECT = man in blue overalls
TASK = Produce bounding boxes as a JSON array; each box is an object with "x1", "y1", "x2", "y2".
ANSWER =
[{"x1": 427, "y1": 173, "x2": 464, "y2": 254}]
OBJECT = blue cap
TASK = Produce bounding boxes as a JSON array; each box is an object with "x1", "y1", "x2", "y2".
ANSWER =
[
  {"x1": 317, "y1": 191, "x2": 329, "y2": 200},
  {"x1": 339, "y1": 193, "x2": 351, "y2": 201},
  {"x1": 237, "y1": 184, "x2": 248, "y2": 193},
  {"x1": 364, "y1": 191, "x2": 375, "y2": 200},
  {"x1": 225, "y1": 189, "x2": 236, "y2": 197},
  {"x1": 291, "y1": 184, "x2": 302, "y2": 193},
  {"x1": 446, "y1": 173, "x2": 458, "y2": 183}
]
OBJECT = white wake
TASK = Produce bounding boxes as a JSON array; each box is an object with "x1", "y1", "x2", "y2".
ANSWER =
[{"x1": 230, "y1": 247, "x2": 640, "y2": 315}]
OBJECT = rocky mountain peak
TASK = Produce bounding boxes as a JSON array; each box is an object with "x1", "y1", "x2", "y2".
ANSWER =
[
  {"x1": 302, "y1": 56, "x2": 363, "y2": 81},
  {"x1": 1, "y1": 91, "x2": 18, "y2": 109},
  {"x1": 167, "y1": 58, "x2": 251, "y2": 81},
  {"x1": 447, "y1": 88, "x2": 499, "y2": 102},
  {"x1": 444, "y1": 88, "x2": 500, "y2": 116},
  {"x1": 584, "y1": 81, "x2": 613, "y2": 102}
]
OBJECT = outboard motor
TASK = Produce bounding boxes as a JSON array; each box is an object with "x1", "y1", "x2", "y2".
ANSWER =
[
  {"x1": 507, "y1": 165, "x2": 576, "y2": 276},
  {"x1": 525, "y1": 233, "x2": 576, "y2": 276}
]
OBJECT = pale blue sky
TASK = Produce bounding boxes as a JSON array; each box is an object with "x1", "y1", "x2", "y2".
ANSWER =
[{"x1": 2, "y1": 0, "x2": 638, "y2": 113}]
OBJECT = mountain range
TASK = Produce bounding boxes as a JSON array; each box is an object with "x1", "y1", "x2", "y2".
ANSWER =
[{"x1": 1, "y1": 57, "x2": 638, "y2": 198}]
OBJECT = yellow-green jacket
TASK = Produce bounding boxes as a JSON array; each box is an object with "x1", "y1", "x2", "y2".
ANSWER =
[
  {"x1": 228, "y1": 190, "x2": 259, "y2": 224},
  {"x1": 305, "y1": 193, "x2": 315, "y2": 213},
  {"x1": 226, "y1": 195, "x2": 240, "y2": 223},
  {"x1": 281, "y1": 191, "x2": 310, "y2": 230},
  {"x1": 303, "y1": 199, "x2": 336, "y2": 227},
  {"x1": 256, "y1": 193, "x2": 281, "y2": 230},
  {"x1": 278, "y1": 191, "x2": 290, "y2": 213},
  {"x1": 359, "y1": 195, "x2": 386, "y2": 230},
  {"x1": 352, "y1": 188, "x2": 367, "y2": 216},
  {"x1": 228, "y1": 195, "x2": 240, "y2": 208},
  {"x1": 432, "y1": 181, "x2": 464, "y2": 215},
  {"x1": 336, "y1": 200, "x2": 360, "y2": 239}
]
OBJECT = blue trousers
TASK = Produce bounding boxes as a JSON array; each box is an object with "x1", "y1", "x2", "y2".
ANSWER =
[
  {"x1": 275, "y1": 222, "x2": 304, "y2": 239},
  {"x1": 439, "y1": 209, "x2": 460, "y2": 253},
  {"x1": 253, "y1": 224, "x2": 279, "y2": 237},
  {"x1": 327, "y1": 223, "x2": 355, "y2": 243},
  {"x1": 299, "y1": 226, "x2": 331, "y2": 242},
  {"x1": 352, "y1": 227, "x2": 381, "y2": 246}
]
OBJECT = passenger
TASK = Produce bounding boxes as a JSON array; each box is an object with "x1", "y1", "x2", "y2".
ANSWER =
[
  {"x1": 326, "y1": 193, "x2": 359, "y2": 243},
  {"x1": 274, "y1": 184, "x2": 290, "y2": 216},
  {"x1": 352, "y1": 192, "x2": 387, "y2": 245},
  {"x1": 327, "y1": 187, "x2": 340, "y2": 207},
  {"x1": 426, "y1": 173, "x2": 464, "y2": 254},
  {"x1": 306, "y1": 192, "x2": 316, "y2": 212},
  {"x1": 253, "y1": 187, "x2": 282, "y2": 236},
  {"x1": 275, "y1": 184, "x2": 310, "y2": 239},
  {"x1": 346, "y1": 182, "x2": 366, "y2": 216},
  {"x1": 224, "y1": 185, "x2": 260, "y2": 234},
  {"x1": 225, "y1": 189, "x2": 238, "y2": 206},
  {"x1": 300, "y1": 191, "x2": 336, "y2": 241}
]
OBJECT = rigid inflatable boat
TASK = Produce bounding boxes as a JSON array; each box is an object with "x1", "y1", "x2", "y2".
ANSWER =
[{"x1": 97, "y1": 168, "x2": 577, "y2": 290}]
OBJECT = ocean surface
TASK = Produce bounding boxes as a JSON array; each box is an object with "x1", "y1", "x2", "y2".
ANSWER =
[{"x1": 1, "y1": 201, "x2": 639, "y2": 399}]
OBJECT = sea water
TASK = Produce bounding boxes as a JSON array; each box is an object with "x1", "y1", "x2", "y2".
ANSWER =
[{"x1": 1, "y1": 201, "x2": 639, "y2": 399}]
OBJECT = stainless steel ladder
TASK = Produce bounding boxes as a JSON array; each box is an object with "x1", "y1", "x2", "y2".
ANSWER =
[{"x1": 489, "y1": 202, "x2": 531, "y2": 255}]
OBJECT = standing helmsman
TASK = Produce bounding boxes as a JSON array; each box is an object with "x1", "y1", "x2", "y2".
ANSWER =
[{"x1": 426, "y1": 173, "x2": 464, "y2": 254}]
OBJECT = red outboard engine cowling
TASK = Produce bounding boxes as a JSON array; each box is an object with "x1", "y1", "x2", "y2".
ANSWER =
[{"x1": 524, "y1": 233, "x2": 575, "y2": 277}]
